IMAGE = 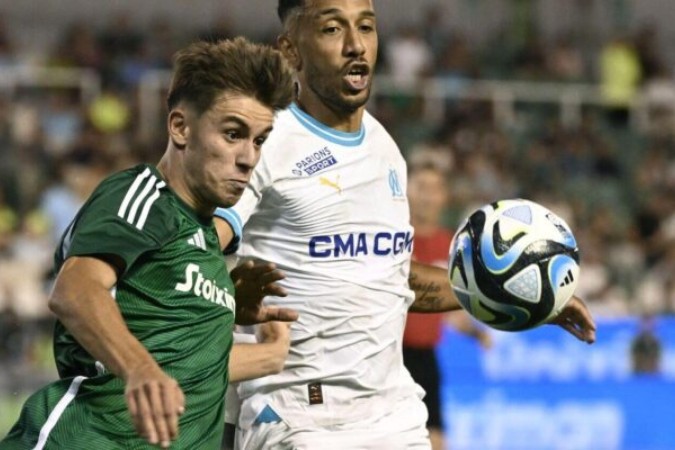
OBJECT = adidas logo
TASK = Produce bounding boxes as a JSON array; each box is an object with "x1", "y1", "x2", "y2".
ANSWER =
[
  {"x1": 187, "y1": 229, "x2": 207, "y2": 251},
  {"x1": 559, "y1": 269, "x2": 575, "y2": 287}
]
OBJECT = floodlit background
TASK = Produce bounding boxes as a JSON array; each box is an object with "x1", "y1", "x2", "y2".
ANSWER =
[{"x1": 0, "y1": 1, "x2": 673, "y2": 449}]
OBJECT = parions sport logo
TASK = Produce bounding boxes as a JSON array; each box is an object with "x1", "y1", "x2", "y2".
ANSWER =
[
  {"x1": 292, "y1": 147, "x2": 337, "y2": 176},
  {"x1": 309, "y1": 231, "x2": 413, "y2": 258}
]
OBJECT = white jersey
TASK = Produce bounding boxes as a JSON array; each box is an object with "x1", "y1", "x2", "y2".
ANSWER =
[{"x1": 217, "y1": 104, "x2": 420, "y2": 429}]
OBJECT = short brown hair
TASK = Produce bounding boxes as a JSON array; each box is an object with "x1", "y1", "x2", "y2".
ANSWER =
[{"x1": 167, "y1": 37, "x2": 294, "y2": 115}]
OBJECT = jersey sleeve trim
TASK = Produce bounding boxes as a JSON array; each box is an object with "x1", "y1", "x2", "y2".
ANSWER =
[
  {"x1": 117, "y1": 167, "x2": 167, "y2": 230},
  {"x1": 214, "y1": 207, "x2": 243, "y2": 255}
]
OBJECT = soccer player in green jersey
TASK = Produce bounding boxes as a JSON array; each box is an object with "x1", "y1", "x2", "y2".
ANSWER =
[{"x1": 0, "y1": 37, "x2": 295, "y2": 450}]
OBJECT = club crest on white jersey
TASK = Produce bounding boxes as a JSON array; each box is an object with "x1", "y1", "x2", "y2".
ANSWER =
[{"x1": 388, "y1": 168, "x2": 405, "y2": 200}]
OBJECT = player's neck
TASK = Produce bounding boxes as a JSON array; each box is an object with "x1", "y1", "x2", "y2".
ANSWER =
[
  {"x1": 157, "y1": 149, "x2": 214, "y2": 219},
  {"x1": 295, "y1": 97, "x2": 364, "y2": 133}
]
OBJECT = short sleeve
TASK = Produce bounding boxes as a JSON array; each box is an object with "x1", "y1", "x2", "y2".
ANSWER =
[{"x1": 64, "y1": 167, "x2": 175, "y2": 273}]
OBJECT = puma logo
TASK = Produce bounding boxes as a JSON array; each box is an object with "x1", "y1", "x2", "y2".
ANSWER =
[{"x1": 319, "y1": 175, "x2": 342, "y2": 194}]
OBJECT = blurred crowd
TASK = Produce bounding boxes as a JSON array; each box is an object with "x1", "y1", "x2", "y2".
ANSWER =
[{"x1": 0, "y1": 7, "x2": 673, "y2": 377}]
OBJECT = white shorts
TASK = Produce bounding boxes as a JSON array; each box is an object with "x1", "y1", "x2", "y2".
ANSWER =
[{"x1": 234, "y1": 394, "x2": 430, "y2": 450}]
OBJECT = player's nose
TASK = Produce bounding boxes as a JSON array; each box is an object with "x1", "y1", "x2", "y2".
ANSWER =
[
  {"x1": 343, "y1": 26, "x2": 365, "y2": 57},
  {"x1": 236, "y1": 141, "x2": 259, "y2": 171}
]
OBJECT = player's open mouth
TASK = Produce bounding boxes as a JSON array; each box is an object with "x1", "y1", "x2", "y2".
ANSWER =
[{"x1": 344, "y1": 65, "x2": 369, "y2": 91}]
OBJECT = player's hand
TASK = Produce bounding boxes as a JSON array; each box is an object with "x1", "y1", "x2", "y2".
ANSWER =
[
  {"x1": 230, "y1": 260, "x2": 298, "y2": 325},
  {"x1": 124, "y1": 363, "x2": 185, "y2": 448},
  {"x1": 256, "y1": 321, "x2": 291, "y2": 345},
  {"x1": 548, "y1": 295, "x2": 596, "y2": 344},
  {"x1": 256, "y1": 321, "x2": 292, "y2": 371}
]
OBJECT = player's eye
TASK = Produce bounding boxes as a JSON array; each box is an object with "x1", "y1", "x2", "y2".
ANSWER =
[
  {"x1": 359, "y1": 23, "x2": 375, "y2": 33},
  {"x1": 224, "y1": 130, "x2": 240, "y2": 141},
  {"x1": 254, "y1": 136, "x2": 268, "y2": 148},
  {"x1": 322, "y1": 25, "x2": 340, "y2": 34}
]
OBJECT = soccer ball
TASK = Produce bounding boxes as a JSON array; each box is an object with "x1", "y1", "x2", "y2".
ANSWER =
[{"x1": 448, "y1": 199, "x2": 580, "y2": 331}]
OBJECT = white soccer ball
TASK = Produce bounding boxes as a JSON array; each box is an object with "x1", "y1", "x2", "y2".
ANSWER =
[{"x1": 448, "y1": 199, "x2": 580, "y2": 331}]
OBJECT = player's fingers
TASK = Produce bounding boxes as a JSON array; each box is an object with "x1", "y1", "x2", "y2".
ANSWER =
[
  {"x1": 239, "y1": 260, "x2": 275, "y2": 275},
  {"x1": 258, "y1": 320, "x2": 291, "y2": 342},
  {"x1": 262, "y1": 306, "x2": 299, "y2": 322},
  {"x1": 259, "y1": 270, "x2": 286, "y2": 285},
  {"x1": 176, "y1": 386, "x2": 185, "y2": 416},
  {"x1": 569, "y1": 297, "x2": 597, "y2": 328},
  {"x1": 557, "y1": 319, "x2": 583, "y2": 341},
  {"x1": 562, "y1": 317, "x2": 595, "y2": 344},
  {"x1": 229, "y1": 260, "x2": 255, "y2": 280},
  {"x1": 126, "y1": 390, "x2": 139, "y2": 421},
  {"x1": 135, "y1": 389, "x2": 158, "y2": 445},
  {"x1": 161, "y1": 383, "x2": 180, "y2": 441},
  {"x1": 261, "y1": 283, "x2": 288, "y2": 297},
  {"x1": 145, "y1": 383, "x2": 171, "y2": 448},
  {"x1": 565, "y1": 300, "x2": 596, "y2": 343}
]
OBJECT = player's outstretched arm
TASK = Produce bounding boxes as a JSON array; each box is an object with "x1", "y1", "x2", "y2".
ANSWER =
[
  {"x1": 408, "y1": 261, "x2": 463, "y2": 313},
  {"x1": 229, "y1": 322, "x2": 291, "y2": 382},
  {"x1": 49, "y1": 256, "x2": 185, "y2": 449},
  {"x1": 230, "y1": 260, "x2": 299, "y2": 325},
  {"x1": 547, "y1": 295, "x2": 597, "y2": 344}
]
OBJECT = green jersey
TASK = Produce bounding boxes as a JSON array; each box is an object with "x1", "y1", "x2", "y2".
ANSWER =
[{"x1": 2, "y1": 164, "x2": 235, "y2": 449}]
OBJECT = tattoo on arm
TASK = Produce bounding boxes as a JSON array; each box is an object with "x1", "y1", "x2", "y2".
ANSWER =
[{"x1": 409, "y1": 272, "x2": 444, "y2": 312}]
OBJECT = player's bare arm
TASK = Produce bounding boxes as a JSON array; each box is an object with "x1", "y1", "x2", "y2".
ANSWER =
[
  {"x1": 548, "y1": 296, "x2": 596, "y2": 344},
  {"x1": 229, "y1": 322, "x2": 291, "y2": 382},
  {"x1": 408, "y1": 261, "x2": 462, "y2": 313},
  {"x1": 408, "y1": 261, "x2": 596, "y2": 343},
  {"x1": 48, "y1": 256, "x2": 184, "y2": 449}
]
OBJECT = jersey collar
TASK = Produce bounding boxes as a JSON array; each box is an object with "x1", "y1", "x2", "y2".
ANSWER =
[{"x1": 289, "y1": 103, "x2": 366, "y2": 147}]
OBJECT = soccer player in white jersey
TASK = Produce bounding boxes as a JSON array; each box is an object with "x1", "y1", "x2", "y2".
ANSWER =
[{"x1": 214, "y1": 1, "x2": 597, "y2": 448}]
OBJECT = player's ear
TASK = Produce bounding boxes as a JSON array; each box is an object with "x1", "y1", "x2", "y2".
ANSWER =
[
  {"x1": 168, "y1": 108, "x2": 189, "y2": 149},
  {"x1": 278, "y1": 33, "x2": 301, "y2": 71}
]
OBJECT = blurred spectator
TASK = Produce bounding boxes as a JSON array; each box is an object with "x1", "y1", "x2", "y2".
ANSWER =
[
  {"x1": 0, "y1": 211, "x2": 52, "y2": 320},
  {"x1": 40, "y1": 92, "x2": 85, "y2": 157},
  {"x1": 50, "y1": 22, "x2": 103, "y2": 70},
  {"x1": 634, "y1": 23, "x2": 664, "y2": 83},
  {"x1": 435, "y1": 33, "x2": 476, "y2": 93},
  {"x1": 640, "y1": 65, "x2": 675, "y2": 138},
  {"x1": 39, "y1": 154, "x2": 104, "y2": 245},
  {"x1": 634, "y1": 240, "x2": 675, "y2": 315},
  {"x1": 574, "y1": 232, "x2": 629, "y2": 317},
  {"x1": 420, "y1": 3, "x2": 450, "y2": 56},
  {"x1": 97, "y1": 12, "x2": 144, "y2": 87},
  {"x1": 0, "y1": 14, "x2": 16, "y2": 68},
  {"x1": 630, "y1": 316, "x2": 662, "y2": 374},
  {"x1": 546, "y1": 34, "x2": 585, "y2": 82},
  {"x1": 97, "y1": 12, "x2": 144, "y2": 61},
  {"x1": 513, "y1": 27, "x2": 547, "y2": 80},
  {"x1": 87, "y1": 88, "x2": 131, "y2": 134},
  {"x1": 0, "y1": 306, "x2": 22, "y2": 364},
  {"x1": 0, "y1": 188, "x2": 18, "y2": 254},
  {"x1": 600, "y1": 35, "x2": 642, "y2": 128},
  {"x1": 385, "y1": 25, "x2": 433, "y2": 88},
  {"x1": 196, "y1": 14, "x2": 235, "y2": 43},
  {"x1": 145, "y1": 17, "x2": 184, "y2": 69}
]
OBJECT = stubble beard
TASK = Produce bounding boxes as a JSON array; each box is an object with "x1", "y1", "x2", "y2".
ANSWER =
[{"x1": 306, "y1": 68, "x2": 371, "y2": 115}]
